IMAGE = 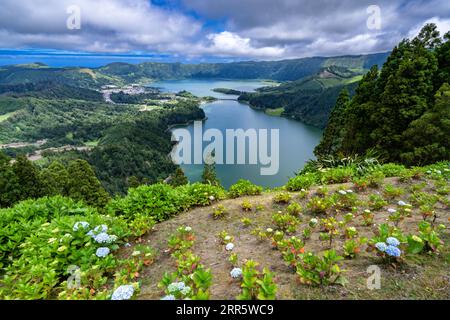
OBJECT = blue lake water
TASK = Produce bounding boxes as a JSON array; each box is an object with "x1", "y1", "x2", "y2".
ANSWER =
[{"x1": 151, "y1": 79, "x2": 323, "y2": 189}]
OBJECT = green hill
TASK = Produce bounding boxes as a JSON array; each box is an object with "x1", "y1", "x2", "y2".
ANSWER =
[{"x1": 238, "y1": 66, "x2": 363, "y2": 128}]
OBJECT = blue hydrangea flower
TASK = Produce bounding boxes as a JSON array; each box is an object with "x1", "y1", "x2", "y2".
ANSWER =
[
  {"x1": 161, "y1": 295, "x2": 176, "y2": 300},
  {"x1": 386, "y1": 237, "x2": 400, "y2": 247},
  {"x1": 94, "y1": 224, "x2": 108, "y2": 233},
  {"x1": 180, "y1": 286, "x2": 191, "y2": 296},
  {"x1": 385, "y1": 245, "x2": 401, "y2": 257},
  {"x1": 111, "y1": 285, "x2": 134, "y2": 300},
  {"x1": 230, "y1": 267, "x2": 243, "y2": 279},
  {"x1": 96, "y1": 247, "x2": 110, "y2": 258},
  {"x1": 73, "y1": 221, "x2": 90, "y2": 232},
  {"x1": 168, "y1": 282, "x2": 185, "y2": 293},
  {"x1": 94, "y1": 232, "x2": 110, "y2": 244},
  {"x1": 375, "y1": 242, "x2": 387, "y2": 252}
]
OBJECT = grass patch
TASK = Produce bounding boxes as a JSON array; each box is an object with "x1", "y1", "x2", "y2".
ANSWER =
[{"x1": 265, "y1": 107, "x2": 284, "y2": 116}]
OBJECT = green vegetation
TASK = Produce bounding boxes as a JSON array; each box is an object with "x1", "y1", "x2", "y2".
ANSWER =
[
  {"x1": 212, "y1": 88, "x2": 243, "y2": 95},
  {"x1": 315, "y1": 24, "x2": 450, "y2": 165},
  {"x1": 238, "y1": 67, "x2": 363, "y2": 128}
]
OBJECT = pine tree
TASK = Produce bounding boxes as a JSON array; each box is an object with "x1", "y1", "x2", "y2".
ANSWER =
[
  {"x1": 400, "y1": 83, "x2": 450, "y2": 165},
  {"x1": 340, "y1": 65, "x2": 379, "y2": 154},
  {"x1": 314, "y1": 88, "x2": 350, "y2": 157},
  {"x1": 67, "y1": 159, "x2": 110, "y2": 208},
  {"x1": 201, "y1": 152, "x2": 221, "y2": 186},
  {"x1": 40, "y1": 161, "x2": 70, "y2": 196},
  {"x1": 0, "y1": 152, "x2": 20, "y2": 208},
  {"x1": 170, "y1": 167, "x2": 188, "y2": 187},
  {"x1": 12, "y1": 154, "x2": 44, "y2": 201},
  {"x1": 128, "y1": 176, "x2": 141, "y2": 189},
  {"x1": 435, "y1": 31, "x2": 450, "y2": 91}
]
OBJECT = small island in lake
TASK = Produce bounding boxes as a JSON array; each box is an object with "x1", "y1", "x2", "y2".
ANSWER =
[{"x1": 211, "y1": 88, "x2": 244, "y2": 95}]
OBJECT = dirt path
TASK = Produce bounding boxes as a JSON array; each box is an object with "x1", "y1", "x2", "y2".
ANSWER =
[{"x1": 134, "y1": 177, "x2": 450, "y2": 300}]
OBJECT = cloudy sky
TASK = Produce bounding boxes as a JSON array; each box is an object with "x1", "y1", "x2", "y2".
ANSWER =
[{"x1": 1, "y1": 0, "x2": 450, "y2": 62}]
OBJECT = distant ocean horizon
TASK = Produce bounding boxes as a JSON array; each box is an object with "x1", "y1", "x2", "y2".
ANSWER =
[{"x1": 0, "y1": 50, "x2": 241, "y2": 68}]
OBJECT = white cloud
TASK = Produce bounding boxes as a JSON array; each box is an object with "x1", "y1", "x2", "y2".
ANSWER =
[
  {"x1": 407, "y1": 17, "x2": 450, "y2": 39},
  {"x1": 0, "y1": 0, "x2": 449, "y2": 60},
  {"x1": 205, "y1": 32, "x2": 285, "y2": 58},
  {"x1": 0, "y1": 0, "x2": 201, "y2": 52}
]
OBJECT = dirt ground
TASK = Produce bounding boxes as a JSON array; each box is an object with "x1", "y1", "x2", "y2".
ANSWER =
[{"x1": 127, "y1": 177, "x2": 449, "y2": 300}]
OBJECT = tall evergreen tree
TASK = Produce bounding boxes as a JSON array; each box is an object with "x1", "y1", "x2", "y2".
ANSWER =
[
  {"x1": 201, "y1": 152, "x2": 221, "y2": 186},
  {"x1": 435, "y1": 31, "x2": 450, "y2": 91},
  {"x1": 0, "y1": 152, "x2": 20, "y2": 208},
  {"x1": 40, "y1": 161, "x2": 70, "y2": 196},
  {"x1": 400, "y1": 83, "x2": 450, "y2": 165},
  {"x1": 339, "y1": 65, "x2": 379, "y2": 154},
  {"x1": 322, "y1": 23, "x2": 447, "y2": 164},
  {"x1": 67, "y1": 159, "x2": 110, "y2": 208},
  {"x1": 314, "y1": 88, "x2": 350, "y2": 157},
  {"x1": 12, "y1": 154, "x2": 44, "y2": 201},
  {"x1": 169, "y1": 167, "x2": 188, "y2": 187}
]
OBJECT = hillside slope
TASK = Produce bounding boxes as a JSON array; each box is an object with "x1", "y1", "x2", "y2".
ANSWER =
[
  {"x1": 238, "y1": 66, "x2": 361, "y2": 128},
  {"x1": 130, "y1": 175, "x2": 449, "y2": 300}
]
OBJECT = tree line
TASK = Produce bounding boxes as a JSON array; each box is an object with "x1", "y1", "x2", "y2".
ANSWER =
[{"x1": 315, "y1": 23, "x2": 450, "y2": 165}]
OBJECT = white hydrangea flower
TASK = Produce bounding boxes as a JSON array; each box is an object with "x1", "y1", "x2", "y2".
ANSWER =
[
  {"x1": 388, "y1": 208, "x2": 397, "y2": 213},
  {"x1": 94, "y1": 232, "x2": 110, "y2": 244},
  {"x1": 111, "y1": 285, "x2": 134, "y2": 300},
  {"x1": 209, "y1": 196, "x2": 215, "y2": 201},
  {"x1": 346, "y1": 190, "x2": 353, "y2": 193},
  {"x1": 184, "y1": 226, "x2": 192, "y2": 232},
  {"x1": 94, "y1": 224, "x2": 108, "y2": 233},
  {"x1": 398, "y1": 201, "x2": 407, "y2": 206},
  {"x1": 225, "y1": 243, "x2": 235, "y2": 251},
  {"x1": 73, "y1": 221, "x2": 90, "y2": 232},
  {"x1": 96, "y1": 247, "x2": 110, "y2": 258},
  {"x1": 230, "y1": 267, "x2": 243, "y2": 279},
  {"x1": 338, "y1": 190, "x2": 347, "y2": 195}
]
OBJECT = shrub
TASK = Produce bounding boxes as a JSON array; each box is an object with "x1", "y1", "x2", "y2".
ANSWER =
[
  {"x1": 366, "y1": 171, "x2": 385, "y2": 188},
  {"x1": 321, "y1": 167, "x2": 354, "y2": 184},
  {"x1": 273, "y1": 193, "x2": 292, "y2": 204},
  {"x1": 272, "y1": 212, "x2": 300, "y2": 233},
  {"x1": 237, "y1": 260, "x2": 277, "y2": 300},
  {"x1": 241, "y1": 200, "x2": 253, "y2": 212},
  {"x1": 109, "y1": 183, "x2": 225, "y2": 223},
  {"x1": 343, "y1": 238, "x2": 367, "y2": 259},
  {"x1": 331, "y1": 190, "x2": 358, "y2": 211},
  {"x1": 212, "y1": 204, "x2": 227, "y2": 219},
  {"x1": 383, "y1": 184, "x2": 404, "y2": 199},
  {"x1": 296, "y1": 250, "x2": 346, "y2": 286},
  {"x1": 368, "y1": 194, "x2": 388, "y2": 210},
  {"x1": 0, "y1": 196, "x2": 94, "y2": 268},
  {"x1": 286, "y1": 173, "x2": 318, "y2": 191},
  {"x1": 379, "y1": 163, "x2": 406, "y2": 177},
  {"x1": 228, "y1": 179, "x2": 263, "y2": 198},
  {"x1": 307, "y1": 196, "x2": 333, "y2": 215},
  {"x1": 240, "y1": 217, "x2": 252, "y2": 227},
  {"x1": 0, "y1": 213, "x2": 130, "y2": 299},
  {"x1": 286, "y1": 202, "x2": 302, "y2": 216},
  {"x1": 406, "y1": 221, "x2": 445, "y2": 254}
]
